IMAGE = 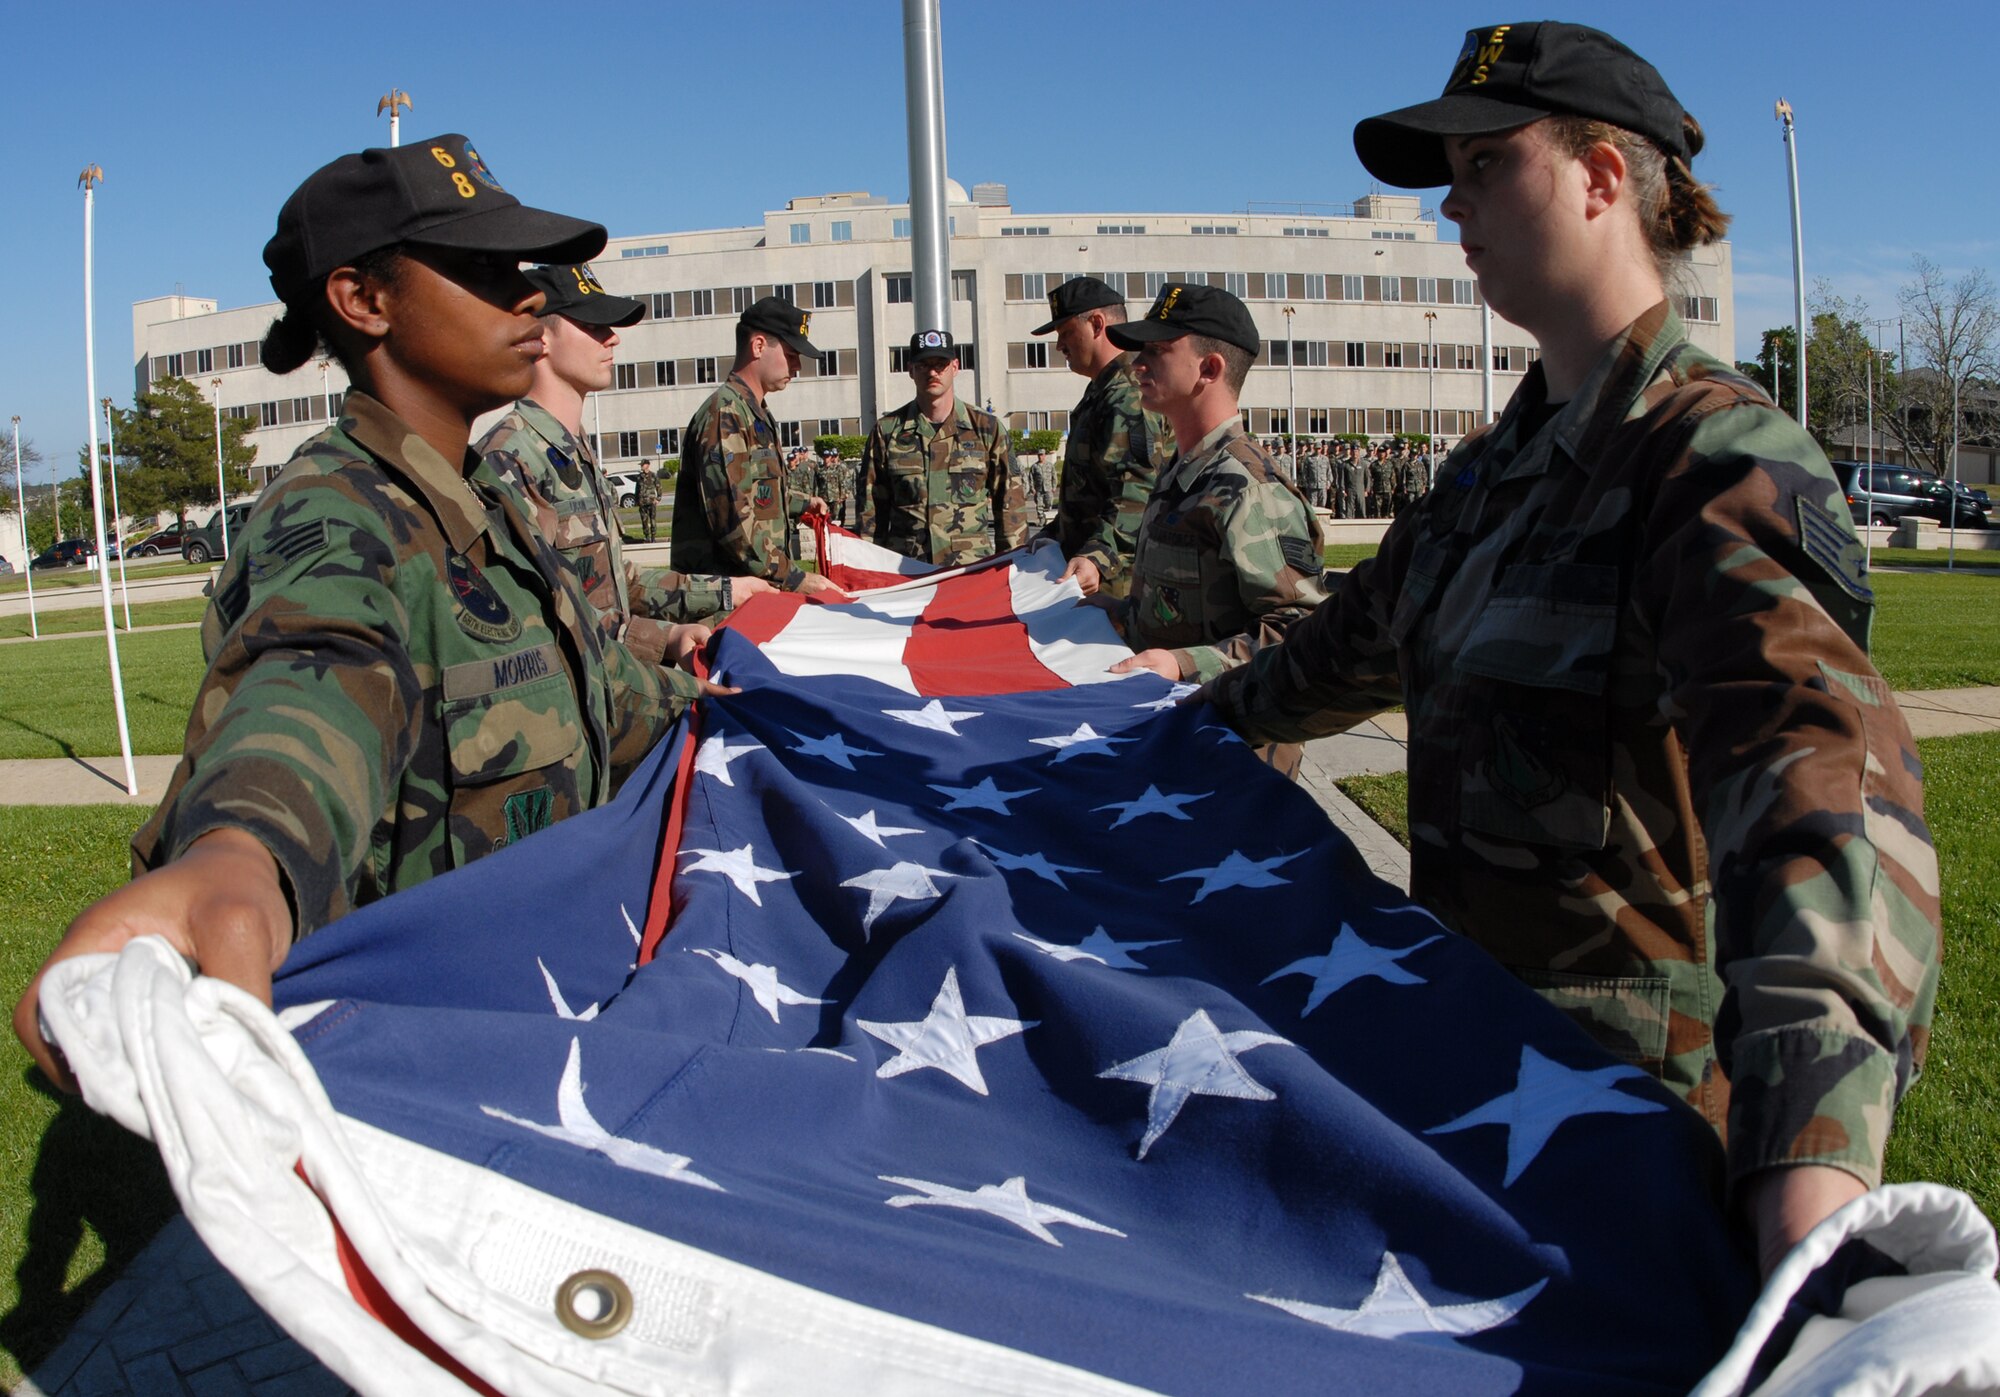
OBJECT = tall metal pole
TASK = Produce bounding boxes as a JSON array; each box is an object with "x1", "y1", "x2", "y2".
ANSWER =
[
  {"x1": 102, "y1": 397, "x2": 130, "y2": 629},
  {"x1": 1776, "y1": 99, "x2": 1808, "y2": 430},
  {"x1": 1481, "y1": 304, "x2": 1495, "y2": 425},
  {"x1": 11, "y1": 416, "x2": 35, "y2": 638},
  {"x1": 1863, "y1": 345, "x2": 1875, "y2": 569},
  {"x1": 79, "y1": 165, "x2": 138, "y2": 795},
  {"x1": 1898, "y1": 319, "x2": 1909, "y2": 468},
  {"x1": 211, "y1": 378, "x2": 230, "y2": 558},
  {"x1": 901, "y1": 0, "x2": 950, "y2": 336},
  {"x1": 377, "y1": 89, "x2": 411, "y2": 147},
  {"x1": 1425, "y1": 311, "x2": 1438, "y2": 443},
  {"x1": 1947, "y1": 375, "x2": 1960, "y2": 571},
  {"x1": 1282, "y1": 305, "x2": 1297, "y2": 446}
]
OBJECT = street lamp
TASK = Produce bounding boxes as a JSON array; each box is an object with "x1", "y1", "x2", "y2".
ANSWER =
[
  {"x1": 1281, "y1": 305, "x2": 1297, "y2": 451},
  {"x1": 1424, "y1": 311, "x2": 1438, "y2": 448},
  {"x1": 211, "y1": 377, "x2": 230, "y2": 559}
]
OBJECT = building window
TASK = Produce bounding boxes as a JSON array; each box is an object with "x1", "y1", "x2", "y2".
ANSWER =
[
  {"x1": 1021, "y1": 272, "x2": 1046, "y2": 301},
  {"x1": 1023, "y1": 342, "x2": 1050, "y2": 369},
  {"x1": 1270, "y1": 408, "x2": 1291, "y2": 434},
  {"x1": 831, "y1": 220, "x2": 853, "y2": 242},
  {"x1": 696, "y1": 357, "x2": 719, "y2": 384},
  {"x1": 613, "y1": 363, "x2": 637, "y2": 390},
  {"x1": 620, "y1": 244, "x2": 670, "y2": 258},
  {"x1": 951, "y1": 269, "x2": 974, "y2": 301},
  {"x1": 1493, "y1": 346, "x2": 1516, "y2": 372},
  {"x1": 813, "y1": 280, "x2": 837, "y2": 309},
  {"x1": 1190, "y1": 224, "x2": 1239, "y2": 236},
  {"x1": 258, "y1": 400, "x2": 278, "y2": 427},
  {"x1": 1383, "y1": 343, "x2": 1404, "y2": 368},
  {"x1": 886, "y1": 274, "x2": 913, "y2": 305},
  {"x1": 226, "y1": 342, "x2": 245, "y2": 369},
  {"x1": 1305, "y1": 408, "x2": 1331, "y2": 435},
  {"x1": 1303, "y1": 273, "x2": 1326, "y2": 300},
  {"x1": 1221, "y1": 271, "x2": 1247, "y2": 298},
  {"x1": 790, "y1": 222, "x2": 811, "y2": 245},
  {"x1": 1268, "y1": 340, "x2": 1288, "y2": 367},
  {"x1": 1346, "y1": 341, "x2": 1367, "y2": 368},
  {"x1": 812, "y1": 350, "x2": 836, "y2": 377},
  {"x1": 650, "y1": 292, "x2": 674, "y2": 319},
  {"x1": 1417, "y1": 277, "x2": 1439, "y2": 303},
  {"x1": 730, "y1": 286, "x2": 755, "y2": 313},
  {"x1": 779, "y1": 420, "x2": 803, "y2": 448},
  {"x1": 1025, "y1": 411, "x2": 1052, "y2": 431},
  {"x1": 1000, "y1": 225, "x2": 1050, "y2": 237},
  {"x1": 1143, "y1": 271, "x2": 1174, "y2": 298},
  {"x1": 819, "y1": 418, "x2": 842, "y2": 437},
  {"x1": 1384, "y1": 409, "x2": 1405, "y2": 434},
  {"x1": 1380, "y1": 278, "x2": 1403, "y2": 303},
  {"x1": 892, "y1": 217, "x2": 911, "y2": 239},
  {"x1": 616, "y1": 431, "x2": 640, "y2": 459},
  {"x1": 1301, "y1": 340, "x2": 1328, "y2": 367},
  {"x1": 957, "y1": 343, "x2": 978, "y2": 371},
  {"x1": 691, "y1": 288, "x2": 715, "y2": 317},
  {"x1": 1281, "y1": 226, "x2": 1330, "y2": 238},
  {"x1": 1371, "y1": 229, "x2": 1418, "y2": 242},
  {"x1": 655, "y1": 360, "x2": 676, "y2": 386},
  {"x1": 1455, "y1": 344, "x2": 1479, "y2": 371},
  {"x1": 890, "y1": 347, "x2": 910, "y2": 372},
  {"x1": 1342, "y1": 275, "x2": 1365, "y2": 301},
  {"x1": 1264, "y1": 273, "x2": 1287, "y2": 299},
  {"x1": 1096, "y1": 223, "x2": 1145, "y2": 235},
  {"x1": 660, "y1": 427, "x2": 681, "y2": 456},
  {"x1": 1681, "y1": 294, "x2": 1719, "y2": 323}
]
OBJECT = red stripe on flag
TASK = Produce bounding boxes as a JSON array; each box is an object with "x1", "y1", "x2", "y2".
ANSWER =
[
  {"x1": 905, "y1": 567, "x2": 1068, "y2": 696},
  {"x1": 721, "y1": 590, "x2": 808, "y2": 648},
  {"x1": 638, "y1": 708, "x2": 700, "y2": 967}
]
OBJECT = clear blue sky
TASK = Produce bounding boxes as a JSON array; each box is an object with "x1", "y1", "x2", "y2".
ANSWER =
[{"x1": 3, "y1": 0, "x2": 1994, "y2": 476}]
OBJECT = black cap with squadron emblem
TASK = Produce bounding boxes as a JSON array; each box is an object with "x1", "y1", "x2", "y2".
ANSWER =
[
  {"x1": 525, "y1": 264, "x2": 644, "y2": 328},
  {"x1": 908, "y1": 329, "x2": 958, "y2": 363},
  {"x1": 1031, "y1": 276, "x2": 1126, "y2": 335},
  {"x1": 263, "y1": 134, "x2": 605, "y2": 305},
  {"x1": 1105, "y1": 283, "x2": 1262, "y2": 357},
  {"x1": 1353, "y1": 22, "x2": 1691, "y2": 189},
  {"x1": 737, "y1": 296, "x2": 821, "y2": 357}
]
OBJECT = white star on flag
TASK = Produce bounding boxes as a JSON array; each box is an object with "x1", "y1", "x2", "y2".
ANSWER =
[
  {"x1": 929, "y1": 777, "x2": 1037, "y2": 814},
  {"x1": 1207, "y1": 723, "x2": 1248, "y2": 746},
  {"x1": 693, "y1": 733, "x2": 763, "y2": 786},
  {"x1": 1251, "y1": 1252, "x2": 1546, "y2": 1343},
  {"x1": 1094, "y1": 784, "x2": 1212, "y2": 829},
  {"x1": 1099, "y1": 1009, "x2": 1293, "y2": 1158},
  {"x1": 1426, "y1": 1044, "x2": 1667, "y2": 1186},
  {"x1": 1262, "y1": 925, "x2": 1444, "y2": 1016},
  {"x1": 1013, "y1": 927, "x2": 1175, "y2": 971},
  {"x1": 1029, "y1": 723, "x2": 1135, "y2": 763},
  {"x1": 786, "y1": 729, "x2": 883, "y2": 770},
  {"x1": 687, "y1": 948, "x2": 831, "y2": 1024},
  {"x1": 881, "y1": 1174, "x2": 1127, "y2": 1247},
  {"x1": 971, "y1": 839, "x2": 1096, "y2": 889},
  {"x1": 884, "y1": 699, "x2": 984, "y2": 735},
  {"x1": 482, "y1": 1039, "x2": 722, "y2": 1191},
  {"x1": 536, "y1": 958, "x2": 599, "y2": 1021},
  {"x1": 1132, "y1": 682, "x2": 1200, "y2": 713},
  {"x1": 679, "y1": 845, "x2": 798, "y2": 906},
  {"x1": 858, "y1": 966, "x2": 1037, "y2": 1095},
  {"x1": 840, "y1": 861, "x2": 958, "y2": 938},
  {"x1": 1161, "y1": 850, "x2": 1305, "y2": 904},
  {"x1": 838, "y1": 809, "x2": 925, "y2": 848}
]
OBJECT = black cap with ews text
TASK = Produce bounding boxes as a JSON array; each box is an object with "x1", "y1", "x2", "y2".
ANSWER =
[
  {"x1": 262, "y1": 134, "x2": 605, "y2": 305},
  {"x1": 1353, "y1": 22, "x2": 1690, "y2": 189},
  {"x1": 1032, "y1": 276, "x2": 1126, "y2": 335},
  {"x1": 525, "y1": 264, "x2": 644, "y2": 327},
  {"x1": 738, "y1": 296, "x2": 820, "y2": 357},
  {"x1": 908, "y1": 329, "x2": 958, "y2": 362},
  {"x1": 1106, "y1": 283, "x2": 1261, "y2": 357}
]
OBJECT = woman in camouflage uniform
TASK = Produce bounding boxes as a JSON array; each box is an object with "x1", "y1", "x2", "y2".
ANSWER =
[
  {"x1": 18, "y1": 135, "x2": 716, "y2": 1087},
  {"x1": 1203, "y1": 24, "x2": 1941, "y2": 1275}
]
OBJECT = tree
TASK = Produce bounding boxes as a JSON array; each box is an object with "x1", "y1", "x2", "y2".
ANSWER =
[
  {"x1": 1802, "y1": 283, "x2": 1901, "y2": 456},
  {"x1": 1736, "y1": 326, "x2": 1796, "y2": 417},
  {"x1": 110, "y1": 376, "x2": 258, "y2": 529},
  {"x1": 1, "y1": 429, "x2": 43, "y2": 499},
  {"x1": 1896, "y1": 256, "x2": 2000, "y2": 476}
]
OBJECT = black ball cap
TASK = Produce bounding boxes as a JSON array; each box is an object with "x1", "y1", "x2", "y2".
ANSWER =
[
  {"x1": 1354, "y1": 22, "x2": 1690, "y2": 189},
  {"x1": 262, "y1": 134, "x2": 605, "y2": 305},
  {"x1": 1031, "y1": 276, "x2": 1126, "y2": 336},
  {"x1": 738, "y1": 296, "x2": 820, "y2": 357},
  {"x1": 1106, "y1": 283, "x2": 1262, "y2": 357},
  {"x1": 525, "y1": 264, "x2": 644, "y2": 328},
  {"x1": 908, "y1": 328, "x2": 958, "y2": 363}
]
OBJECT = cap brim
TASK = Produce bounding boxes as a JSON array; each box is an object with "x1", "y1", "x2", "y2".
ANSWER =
[
  {"x1": 772, "y1": 329, "x2": 820, "y2": 357},
  {"x1": 1353, "y1": 93, "x2": 1553, "y2": 187},
  {"x1": 1030, "y1": 313, "x2": 1066, "y2": 335},
  {"x1": 405, "y1": 201, "x2": 607, "y2": 267},
  {"x1": 1106, "y1": 320, "x2": 1188, "y2": 351},
  {"x1": 552, "y1": 293, "x2": 645, "y2": 328}
]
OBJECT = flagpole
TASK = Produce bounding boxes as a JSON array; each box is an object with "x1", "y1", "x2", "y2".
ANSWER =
[
  {"x1": 103, "y1": 397, "x2": 130, "y2": 629},
  {"x1": 79, "y1": 164, "x2": 138, "y2": 795},
  {"x1": 11, "y1": 415, "x2": 35, "y2": 639},
  {"x1": 901, "y1": 0, "x2": 951, "y2": 335},
  {"x1": 211, "y1": 378, "x2": 231, "y2": 559},
  {"x1": 1776, "y1": 99, "x2": 1808, "y2": 430},
  {"x1": 377, "y1": 89, "x2": 411, "y2": 147}
]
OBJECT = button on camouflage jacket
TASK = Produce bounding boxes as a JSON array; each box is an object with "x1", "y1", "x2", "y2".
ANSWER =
[
  {"x1": 1204, "y1": 303, "x2": 1942, "y2": 1191},
  {"x1": 1123, "y1": 418, "x2": 1328, "y2": 682},
  {"x1": 860, "y1": 398, "x2": 1028, "y2": 567},
  {"x1": 1037, "y1": 353, "x2": 1174, "y2": 598},
  {"x1": 133, "y1": 391, "x2": 684, "y2": 938},
  {"x1": 670, "y1": 373, "x2": 806, "y2": 586},
  {"x1": 478, "y1": 400, "x2": 725, "y2": 664}
]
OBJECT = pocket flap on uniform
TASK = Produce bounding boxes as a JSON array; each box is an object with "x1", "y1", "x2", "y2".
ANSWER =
[
  {"x1": 443, "y1": 649, "x2": 581, "y2": 785},
  {"x1": 1455, "y1": 562, "x2": 1618, "y2": 693},
  {"x1": 1508, "y1": 967, "x2": 1671, "y2": 1071}
]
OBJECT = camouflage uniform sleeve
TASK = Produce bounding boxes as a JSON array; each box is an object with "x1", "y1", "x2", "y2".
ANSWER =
[
  {"x1": 1169, "y1": 478, "x2": 1331, "y2": 683},
  {"x1": 1073, "y1": 390, "x2": 1168, "y2": 586},
  {"x1": 859, "y1": 425, "x2": 887, "y2": 544},
  {"x1": 691, "y1": 397, "x2": 778, "y2": 581},
  {"x1": 133, "y1": 497, "x2": 424, "y2": 936},
  {"x1": 989, "y1": 419, "x2": 1029, "y2": 552},
  {"x1": 1640, "y1": 405, "x2": 1940, "y2": 1193},
  {"x1": 628, "y1": 564, "x2": 726, "y2": 622},
  {"x1": 596, "y1": 629, "x2": 691, "y2": 778}
]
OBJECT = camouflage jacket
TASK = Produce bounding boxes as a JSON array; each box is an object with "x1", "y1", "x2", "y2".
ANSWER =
[
  {"x1": 861, "y1": 398, "x2": 1028, "y2": 567},
  {"x1": 478, "y1": 401, "x2": 726, "y2": 661},
  {"x1": 670, "y1": 373, "x2": 807, "y2": 586},
  {"x1": 133, "y1": 391, "x2": 687, "y2": 938},
  {"x1": 1122, "y1": 418, "x2": 1328, "y2": 682},
  {"x1": 1368, "y1": 457, "x2": 1397, "y2": 495},
  {"x1": 1203, "y1": 304, "x2": 1942, "y2": 1191},
  {"x1": 634, "y1": 468, "x2": 660, "y2": 505},
  {"x1": 819, "y1": 459, "x2": 854, "y2": 499},
  {"x1": 1038, "y1": 353, "x2": 1174, "y2": 597},
  {"x1": 1305, "y1": 453, "x2": 1332, "y2": 488}
]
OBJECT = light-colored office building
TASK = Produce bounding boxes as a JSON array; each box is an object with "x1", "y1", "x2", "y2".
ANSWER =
[{"x1": 132, "y1": 180, "x2": 1732, "y2": 485}]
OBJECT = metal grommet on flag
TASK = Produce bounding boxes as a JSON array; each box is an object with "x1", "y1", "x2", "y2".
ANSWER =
[{"x1": 555, "y1": 1268, "x2": 633, "y2": 1339}]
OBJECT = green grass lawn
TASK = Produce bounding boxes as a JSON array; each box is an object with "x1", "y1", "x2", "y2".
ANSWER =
[
  {"x1": 0, "y1": 598, "x2": 208, "y2": 642},
  {"x1": 1340, "y1": 730, "x2": 2000, "y2": 1223},
  {"x1": 1869, "y1": 572, "x2": 2000, "y2": 689},
  {"x1": 0, "y1": 561, "x2": 211, "y2": 596},
  {"x1": 0, "y1": 629, "x2": 204, "y2": 760},
  {"x1": 1866, "y1": 546, "x2": 2000, "y2": 570}
]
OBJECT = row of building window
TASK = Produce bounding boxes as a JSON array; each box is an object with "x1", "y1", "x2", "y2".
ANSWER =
[
  {"x1": 237, "y1": 392, "x2": 341, "y2": 433},
  {"x1": 1003, "y1": 270, "x2": 1482, "y2": 307},
  {"x1": 602, "y1": 418, "x2": 866, "y2": 461},
  {"x1": 149, "y1": 340, "x2": 261, "y2": 383},
  {"x1": 1266, "y1": 340, "x2": 1539, "y2": 372}
]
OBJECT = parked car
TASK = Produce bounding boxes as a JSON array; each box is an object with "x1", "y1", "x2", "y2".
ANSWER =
[
  {"x1": 605, "y1": 469, "x2": 644, "y2": 508},
  {"x1": 132, "y1": 526, "x2": 188, "y2": 557},
  {"x1": 182, "y1": 503, "x2": 256, "y2": 564},
  {"x1": 1831, "y1": 461, "x2": 1991, "y2": 530},
  {"x1": 0, "y1": 555, "x2": 14, "y2": 575},
  {"x1": 30, "y1": 538, "x2": 97, "y2": 569}
]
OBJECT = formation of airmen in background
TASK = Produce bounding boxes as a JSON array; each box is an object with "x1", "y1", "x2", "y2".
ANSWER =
[{"x1": 1270, "y1": 438, "x2": 1447, "y2": 519}]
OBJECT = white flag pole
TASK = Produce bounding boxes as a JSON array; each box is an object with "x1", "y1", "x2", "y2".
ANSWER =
[
  {"x1": 79, "y1": 165, "x2": 138, "y2": 795},
  {"x1": 1776, "y1": 99, "x2": 1809, "y2": 431},
  {"x1": 103, "y1": 397, "x2": 130, "y2": 629},
  {"x1": 11, "y1": 415, "x2": 36, "y2": 639}
]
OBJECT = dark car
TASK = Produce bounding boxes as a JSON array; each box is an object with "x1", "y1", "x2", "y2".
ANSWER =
[
  {"x1": 1831, "y1": 461, "x2": 1990, "y2": 530},
  {"x1": 30, "y1": 538, "x2": 97, "y2": 569},
  {"x1": 132, "y1": 526, "x2": 188, "y2": 557},
  {"x1": 182, "y1": 503, "x2": 255, "y2": 564}
]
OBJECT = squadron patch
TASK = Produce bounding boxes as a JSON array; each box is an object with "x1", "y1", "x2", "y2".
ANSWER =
[
  {"x1": 503, "y1": 788, "x2": 555, "y2": 844},
  {"x1": 447, "y1": 552, "x2": 521, "y2": 643},
  {"x1": 1280, "y1": 535, "x2": 1322, "y2": 574},
  {"x1": 754, "y1": 479, "x2": 776, "y2": 510},
  {"x1": 463, "y1": 145, "x2": 506, "y2": 192},
  {"x1": 246, "y1": 518, "x2": 330, "y2": 581}
]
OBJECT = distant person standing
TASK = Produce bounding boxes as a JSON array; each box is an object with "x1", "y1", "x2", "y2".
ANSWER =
[
  {"x1": 634, "y1": 459, "x2": 660, "y2": 541},
  {"x1": 1341, "y1": 443, "x2": 1368, "y2": 520},
  {"x1": 1305, "y1": 442, "x2": 1332, "y2": 509},
  {"x1": 1031, "y1": 275, "x2": 1174, "y2": 597},
  {"x1": 671, "y1": 295, "x2": 842, "y2": 596},
  {"x1": 861, "y1": 330, "x2": 1027, "y2": 567}
]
